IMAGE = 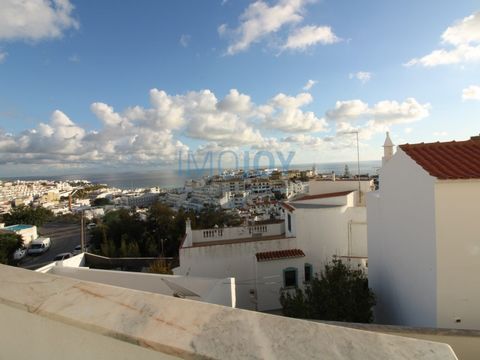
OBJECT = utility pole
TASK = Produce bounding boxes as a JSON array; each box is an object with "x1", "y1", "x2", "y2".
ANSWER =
[
  {"x1": 80, "y1": 211, "x2": 85, "y2": 252},
  {"x1": 355, "y1": 131, "x2": 361, "y2": 205}
]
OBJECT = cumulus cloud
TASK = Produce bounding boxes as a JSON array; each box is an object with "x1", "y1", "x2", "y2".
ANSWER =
[
  {"x1": 0, "y1": 0, "x2": 79, "y2": 41},
  {"x1": 349, "y1": 71, "x2": 371, "y2": 83},
  {"x1": 260, "y1": 92, "x2": 328, "y2": 133},
  {"x1": 326, "y1": 98, "x2": 431, "y2": 140},
  {"x1": 219, "y1": 0, "x2": 339, "y2": 55},
  {"x1": 220, "y1": 0, "x2": 305, "y2": 55},
  {"x1": 0, "y1": 88, "x2": 335, "y2": 167},
  {"x1": 0, "y1": 50, "x2": 7, "y2": 63},
  {"x1": 462, "y1": 85, "x2": 480, "y2": 101},
  {"x1": 302, "y1": 79, "x2": 317, "y2": 90},
  {"x1": 406, "y1": 11, "x2": 480, "y2": 67},
  {"x1": 282, "y1": 25, "x2": 340, "y2": 51},
  {"x1": 282, "y1": 134, "x2": 325, "y2": 148}
]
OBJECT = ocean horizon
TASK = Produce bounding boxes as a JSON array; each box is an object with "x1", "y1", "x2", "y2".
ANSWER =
[{"x1": 1, "y1": 161, "x2": 381, "y2": 190}]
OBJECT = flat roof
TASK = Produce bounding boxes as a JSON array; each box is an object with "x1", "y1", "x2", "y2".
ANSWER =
[{"x1": 186, "y1": 234, "x2": 289, "y2": 249}]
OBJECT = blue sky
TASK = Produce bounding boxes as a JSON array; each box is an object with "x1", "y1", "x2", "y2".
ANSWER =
[{"x1": 0, "y1": 0, "x2": 479, "y2": 176}]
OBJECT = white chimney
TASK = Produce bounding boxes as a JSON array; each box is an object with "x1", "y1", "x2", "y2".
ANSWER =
[
  {"x1": 183, "y1": 218, "x2": 193, "y2": 247},
  {"x1": 382, "y1": 132, "x2": 395, "y2": 166}
]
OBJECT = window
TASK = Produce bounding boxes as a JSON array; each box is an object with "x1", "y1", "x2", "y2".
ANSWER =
[
  {"x1": 304, "y1": 263, "x2": 312, "y2": 283},
  {"x1": 287, "y1": 214, "x2": 292, "y2": 232},
  {"x1": 283, "y1": 267, "x2": 297, "y2": 288}
]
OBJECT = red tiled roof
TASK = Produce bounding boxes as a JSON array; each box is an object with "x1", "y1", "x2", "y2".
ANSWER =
[
  {"x1": 294, "y1": 190, "x2": 354, "y2": 201},
  {"x1": 280, "y1": 202, "x2": 296, "y2": 212},
  {"x1": 400, "y1": 138, "x2": 480, "y2": 180},
  {"x1": 256, "y1": 249, "x2": 305, "y2": 262}
]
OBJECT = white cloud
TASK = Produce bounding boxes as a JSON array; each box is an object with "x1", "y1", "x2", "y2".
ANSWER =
[
  {"x1": 179, "y1": 34, "x2": 191, "y2": 47},
  {"x1": 282, "y1": 25, "x2": 340, "y2": 51},
  {"x1": 302, "y1": 79, "x2": 317, "y2": 91},
  {"x1": 0, "y1": 50, "x2": 7, "y2": 63},
  {"x1": 404, "y1": 127, "x2": 413, "y2": 134},
  {"x1": 221, "y1": 0, "x2": 306, "y2": 55},
  {"x1": 462, "y1": 85, "x2": 480, "y2": 101},
  {"x1": 349, "y1": 71, "x2": 371, "y2": 83},
  {"x1": 219, "y1": 0, "x2": 339, "y2": 55},
  {"x1": 260, "y1": 92, "x2": 328, "y2": 133},
  {"x1": 282, "y1": 134, "x2": 325, "y2": 148},
  {"x1": 406, "y1": 11, "x2": 480, "y2": 67},
  {"x1": 326, "y1": 98, "x2": 431, "y2": 141},
  {"x1": 0, "y1": 0, "x2": 79, "y2": 41},
  {"x1": 433, "y1": 131, "x2": 449, "y2": 137},
  {"x1": 0, "y1": 88, "x2": 332, "y2": 167},
  {"x1": 442, "y1": 12, "x2": 480, "y2": 46}
]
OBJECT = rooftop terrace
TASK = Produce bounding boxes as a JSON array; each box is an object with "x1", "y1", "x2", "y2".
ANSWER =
[{"x1": 0, "y1": 264, "x2": 457, "y2": 359}]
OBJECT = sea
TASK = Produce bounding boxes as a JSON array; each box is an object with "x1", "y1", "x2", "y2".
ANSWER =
[{"x1": 2, "y1": 161, "x2": 381, "y2": 190}]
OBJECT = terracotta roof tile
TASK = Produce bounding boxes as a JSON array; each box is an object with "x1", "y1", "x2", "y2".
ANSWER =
[
  {"x1": 280, "y1": 202, "x2": 296, "y2": 212},
  {"x1": 400, "y1": 138, "x2": 480, "y2": 179},
  {"x1": 256, "y1": 249, "x2": 305, "y2": 262}
]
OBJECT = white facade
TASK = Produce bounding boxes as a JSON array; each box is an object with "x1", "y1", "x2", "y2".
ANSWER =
[
  {"x1": 309, "y1": 179, "x2": 374, "y2": 206},
  {"x1": 368, "y1": 146, "x2": 480, "y2": 330},
  {"x1": 175, "y1": 188, "x2": 368, "y2": 312},
  {"x1": 0, "y1": 224, "x2": 38, "y2": 245}
]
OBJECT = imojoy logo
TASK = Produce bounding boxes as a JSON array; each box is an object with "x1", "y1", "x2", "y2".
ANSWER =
[{"x1": 177, "y1": 150, "x2": 296, "y2": 176}]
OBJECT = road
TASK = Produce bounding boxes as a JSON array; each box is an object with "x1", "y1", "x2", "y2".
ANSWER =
[{"x1": 19, "y1": 221, "x2": 84, "y2": 270}]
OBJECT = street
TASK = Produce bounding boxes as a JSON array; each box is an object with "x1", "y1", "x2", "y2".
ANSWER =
[{"x1": 20, "y1": 221, "x2": 83, "y2": 270}]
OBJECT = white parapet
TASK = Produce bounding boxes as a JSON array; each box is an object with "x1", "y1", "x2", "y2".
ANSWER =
[{"x1": 0, "y1": 265, "x2": 457, "y2": 360}]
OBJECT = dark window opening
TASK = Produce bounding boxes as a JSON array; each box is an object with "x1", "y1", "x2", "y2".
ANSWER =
[
  {"x1": 284, "y1": 268, "x2": 297, "y2": 288},
  {"x1": 304, "y1": 263, "x2": 312, "y2": 282}
]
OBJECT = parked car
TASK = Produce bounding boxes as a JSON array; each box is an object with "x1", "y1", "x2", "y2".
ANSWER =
[
  {"x1": 72, "y1": 244, "x2": 91, "y2": 255},
  {"x1": 13, "y1": 247, "x2": 27, "y2": 261},
  {"x1": 53, "y1": 252, "x2": 72, "y2": 261},
  {"x1": 86, "y1": 223, "x2": 97, "y2": 230},
  {"x1": 27, "y1": 237, "x2": 51, "y2": 255}
]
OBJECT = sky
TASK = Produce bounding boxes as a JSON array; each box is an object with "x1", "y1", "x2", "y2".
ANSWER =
[{"x1": 0, "y1": 0, "x2": 479, "y2": 176}]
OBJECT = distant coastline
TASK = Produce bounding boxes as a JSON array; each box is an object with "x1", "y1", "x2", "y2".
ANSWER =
[{"x1": 1, "y1": 161, "x2": 381, "y2": 190}]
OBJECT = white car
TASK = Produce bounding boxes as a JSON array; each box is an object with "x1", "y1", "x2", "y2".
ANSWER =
[
  {"x1": 13, "y1": 247, "x2": 27, "y2": 261},
  {"x1": 27, "y1": 237, "x2": 51, "y2": 255}
]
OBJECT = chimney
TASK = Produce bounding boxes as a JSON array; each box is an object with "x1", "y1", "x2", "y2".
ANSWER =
[
  {"x1": 382, "y1": 132, "x2": 395, "y2": 166},
  {"x1": 183, "y1": 218, "x2": 193, "y2": 247},
  {"x1": 471, "y1": 134, "x2": 480, "y2": 141}
]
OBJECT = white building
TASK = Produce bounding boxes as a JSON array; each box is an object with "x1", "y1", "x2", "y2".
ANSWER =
[
  {"x1": 0, "y1": 224, "x2": 38, "y2": 245},
  {"x1": 35, "y1": 253, "x2": 236, "y2": 308},
  {"x1": 174, "y1": 187, "x2": 368, "y2": 311},
  {"x1": 367, "y1": 134, "x2": 480, "y2": 330}
]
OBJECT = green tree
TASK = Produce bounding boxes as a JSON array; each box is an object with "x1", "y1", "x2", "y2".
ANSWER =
[
  {"x1": 3, "y1": 205, "x2": 53, "y2": 227},
  {"x1": 93, "y1": 198, "x2": 112, "y2": 207},
  {"x1": 0, "y1": 233, "x2": 23, "y2": 265},
  {"x1": 280, "y1": 259, "x2": 376, "y2": 323}
]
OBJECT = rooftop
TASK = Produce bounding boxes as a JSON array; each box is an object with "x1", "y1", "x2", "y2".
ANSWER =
[
  {"x1": 256, "y1": 248, "x2": 305, "y2": 262},
  {"x1": 400, "y1": 137, "x2": 480, "y2": 180},
  {"x1": 0, "y1": 264, "x2": 457, "y2": 359},
  {"x1": 189, "y1": 233, "x2": 288, "y2": 248},
  {"x1": 294, "y1": 190, "x2": 354, "y2": 201}
]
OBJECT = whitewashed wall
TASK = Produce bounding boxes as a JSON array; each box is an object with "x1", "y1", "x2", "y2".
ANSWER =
[
  {"x1": 435, "y1": 179, "x2": 480, "y2": 330},
  {"x1": 367, "y1": 148, "x2": 437, "y2": 327},
  {"x1": 175, "y1": 237, "x2": 301, "y2": 310}
]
